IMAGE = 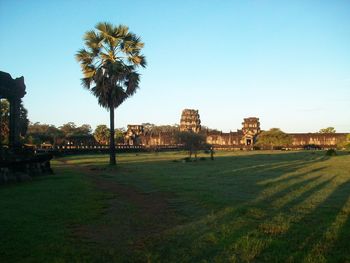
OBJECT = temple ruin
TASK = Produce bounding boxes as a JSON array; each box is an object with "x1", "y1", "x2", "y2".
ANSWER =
[
  {"x1": 0, "y1": 71, "x2": 26, "y2": 148},
  {"x1": 0, "y1": 71, "x2": 52, "y2": 184},
  {"x1": 180, "y1": 109, "x2": 201, "y2": 133},
  {"x1": 124, "y1": 109, "x2": 347, "y2": 150}
]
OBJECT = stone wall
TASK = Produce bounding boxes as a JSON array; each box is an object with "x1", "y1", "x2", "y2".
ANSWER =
[{"x1": 289, "y1": 133, "x2": 347, "y2": 148}]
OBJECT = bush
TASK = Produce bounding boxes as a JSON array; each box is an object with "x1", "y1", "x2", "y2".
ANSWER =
[
  {"x1": 199, "y1": 157, "x2": 206, "y2": 161},
  {"x1": 325, "y1": 149, "x2": 337, "y2": 156},
  {"x1": 183, "y1": 157, "x2": 192, "y2": 162}
]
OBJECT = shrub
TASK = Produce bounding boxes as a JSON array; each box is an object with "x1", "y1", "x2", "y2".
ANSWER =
[
  {"x1": 199, "y1": 157, "x2": 206, "y2": 161},
  {"x1": 325, "y1": 149, "x2": 337, "y2": 156}
]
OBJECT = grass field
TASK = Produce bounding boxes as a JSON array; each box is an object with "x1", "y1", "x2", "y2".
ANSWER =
[{"x1": 1, "y1": 150, "x2": 350, "y2": 262}]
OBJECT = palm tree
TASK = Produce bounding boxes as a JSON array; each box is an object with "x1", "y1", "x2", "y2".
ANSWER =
[{"x1": 76, "y1": 22, "x2": 146, "y2": 165}]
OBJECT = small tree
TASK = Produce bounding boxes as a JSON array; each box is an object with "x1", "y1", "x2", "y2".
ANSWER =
[
  {"x1": 319, "y1": 127, "x2": 336, "y2": 133},
  {"x1": 177, "y1": 131, "x2": 206, "y2": 159},
  {"x1": 114, "y1": 128, "x2": 125, "y2": 144},
  {"x1": 94, "y1": 125, "x2": 110, "y2": 145},
  {"x1": 256, "y1": 128, "x2": 292, "y2": 150}
]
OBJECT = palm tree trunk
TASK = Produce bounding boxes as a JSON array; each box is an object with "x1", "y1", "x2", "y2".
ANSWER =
[{"x1": 109, "y1": 106, "x2": 116, "y2": 165}]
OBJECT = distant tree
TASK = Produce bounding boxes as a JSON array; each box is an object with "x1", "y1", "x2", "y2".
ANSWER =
[
  {"x1": 1, "y1": 100, "x2": 29, "y2": 144},
  {"x1": 94, "y1": 125, "x2": 110, "y2": 145},
  {"x1": 19, "y1": 102, "x2": 29, "y2": 137},
  {"x1": 143, "y1": 124, "x2": 179, "y2": 135},
  {"x1": 115, "y1": 128, "x2": 126, "y2": 144},
  {"x1": 201, "y1": 125, "x2": 220, "y2": 133},
  {"x1": 74, "y1": 124, "x2": 92, "y2": 136},
  {"x1": 256, "y1": 128, "x2": 292, "y2": 150},
  {"x1": 337, "y1": 134, "x2": 350, "y2": 150},
  {"x1": 26, "y1": 122, "x2": 63, "y2": 146},
  {"x1": 76, "y1": 22, "x2": 146, "y2": 165},
  {"x1": 141, "y1": 123, "x2": 155, "y2": 132},
  {"x1": 0, "y1": 100, "x2": 9, "y2": 144},
  {"x1": 319, "y1": 127, "x2": 336, "y2": 133},
  {"x1": 177, "y1": 131, "x2": 206, "y2": 159},
  {"x1": 59, "y1": 122, "x2": 77, "y2": 137}
]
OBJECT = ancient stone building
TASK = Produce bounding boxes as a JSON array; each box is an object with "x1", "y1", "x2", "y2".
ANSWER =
[
  {"x1": 125, "y1": 109, "x2": 348, "y2": 149},
  {"x1": 125, "y1": 125, "x2": 144, "y2": 145},
  {"x1": 140, "y1": 131, "x2": 177, "y2": 146},
  {"x1": 289, "y1": 133, "x2": 347, "y2": 148},
  {"x1": 241, "y1": 117, "x2": 260, "y2": 146},
  {"x1": 0, "y1": 71, "x2": 26, "y2": 147},
  {"x1": 180, "y1": 109, "x2": 201, "y2": 133},
  {"x1": 206, "y1": 130, "x2": 242, "y2": 147}
]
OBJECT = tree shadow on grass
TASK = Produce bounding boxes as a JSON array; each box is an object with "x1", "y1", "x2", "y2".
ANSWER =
[
  {"x1": 119, "y1": 153, "x2": 339, "y2": 261},
  {"x1": 145, "y1": 165, "x2": 336, "y2": 262},
  {"x1": 257, "y1": 180, "x2": 350, "y2": 262},
  {"x1": 53, "y1": 151, "x2": 344, "y2": 262}
]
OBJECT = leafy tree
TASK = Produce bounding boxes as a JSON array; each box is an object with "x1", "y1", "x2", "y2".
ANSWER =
[
  {"x1": 142, "y1": 123, "x2": 179, "y2": 135},
  {"x1": 337, "y1": 134, "x2": 350, "y2": 150},
  {"x1": 319, "y1": 127, "x2": 336, "y2": 133},
  {"x1": 177, "y1": 131, "x2": 206, "y2": 159},
  {"x1": 94, "y1": 125, "x2": 110, "y2": 145},
  {"x1": 256, "y1": 128, "x2": 292, "y2": 150},
  {"x1": 74, "y1": 124, "x2": 92, "y2": 136},
  {"x1": 76, "y1": 22, "x2": 146, "y2": 165},
  {"x1": 0, "y1": 100, "x2": 9, "y2": 144},
  {"x1": 1, "y1": 100, "x2": 29, "y2": 144},
  {"x1": 115, "y1": 128, "x2": 126, "y2": 144},
  {"x1": 59, "y1": 122, "x2": 77, "y2": 137},
  {"x1": 26, "y1": 122, "x2": 63, "y2": 146}
]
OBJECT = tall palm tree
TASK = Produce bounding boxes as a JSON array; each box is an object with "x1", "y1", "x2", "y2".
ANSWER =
[{"x1": 76, "y1": 22, "x2": 146, "y2": 165}]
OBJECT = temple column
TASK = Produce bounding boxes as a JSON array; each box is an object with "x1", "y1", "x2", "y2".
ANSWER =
[{"x1": 9, "y1": 98, "x2": 21, "y2": 147}]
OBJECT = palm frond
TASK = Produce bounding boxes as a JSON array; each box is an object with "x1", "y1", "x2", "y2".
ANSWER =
[{"x1": 77, "y1": 22, "x2": 146, "y2": 110}]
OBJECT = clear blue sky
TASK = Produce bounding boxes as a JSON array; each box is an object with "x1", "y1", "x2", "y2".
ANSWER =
[{"x1": 1, "y1": 0, "x2": 349, "y2": 132}]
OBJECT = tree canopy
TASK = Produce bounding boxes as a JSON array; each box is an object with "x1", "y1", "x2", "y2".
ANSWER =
[
  {"x1": 256, "y1": 128, "x2": 292, "y2": 150},
  {"x1": 177, "y1": 131, "x2": 206, "y2": 159},
  {"x1": 319, "y1": 127, "x2": 336, "y2": 133}
]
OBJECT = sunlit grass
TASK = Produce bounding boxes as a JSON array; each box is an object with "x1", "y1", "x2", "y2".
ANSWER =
[{"x1": 1, "y1": 150, "x2": 350, "y2": 262}]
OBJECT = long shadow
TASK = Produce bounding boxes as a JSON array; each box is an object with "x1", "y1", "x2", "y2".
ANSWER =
[
  {"x1": 147, "y1": 157, "x2": 335, "y2": 261},
  {"x1": 257, "y1": 180, "x2": 350, "y2": 262},
  {"x1": 51, "y1": 150, "x2": 338, "y2": 261},
  {"x1": 327, "y1": 204, "x2": 350, "y2": 262}
]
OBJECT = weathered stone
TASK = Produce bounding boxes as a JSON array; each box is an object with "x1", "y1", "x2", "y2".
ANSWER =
[{"x1": 180, "y1": 109, "x2": 201, "y2": 133}]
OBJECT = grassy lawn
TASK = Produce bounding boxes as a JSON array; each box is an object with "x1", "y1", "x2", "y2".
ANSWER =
[{"x1": 1, "y1": 150, "x2": 350, "y2": 262}]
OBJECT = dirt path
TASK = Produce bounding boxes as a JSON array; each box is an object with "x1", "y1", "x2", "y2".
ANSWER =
[{"x1": 63, "y1": 162, "x2": 179, "y2": 253}]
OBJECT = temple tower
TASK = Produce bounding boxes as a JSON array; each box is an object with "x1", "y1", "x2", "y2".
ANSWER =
[
  {"x1": 241, "y1": 117, "x2": 260, "y2": 146},
  {"x1": 180, "y1": 109, "x2": 201, "y2": 133}
]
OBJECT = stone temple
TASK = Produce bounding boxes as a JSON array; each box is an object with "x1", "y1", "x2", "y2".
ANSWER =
[
  {"x1": 125, "y1": 109, "x2": 347, "y2": 149},
  {"x1": 180, "y1": 109, "x2": 201, "y2": 132}
]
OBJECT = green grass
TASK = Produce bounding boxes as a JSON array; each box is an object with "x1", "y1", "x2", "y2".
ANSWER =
[{"x1": 1, "y1": 150, "x2": 350, "y2": 262}]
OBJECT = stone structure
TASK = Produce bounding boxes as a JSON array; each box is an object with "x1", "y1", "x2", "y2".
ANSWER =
[
  {"x1": 241, "y1": 117, "x2": 261, "y2": 146},
  {"x1": 206, "y1": 118, "x2": 346, "y2": 149},
  {"x1": 125, "y1": 109, "x2": 347, "y2": 150},
  {"x1": 0, "y1": 71, "x2": 26, "y2": 147},
  {"x1": 180, "y1": 109, "x2": 201, "y2": 133},
  {"x1": 289, "y1": 133, "x2": 347, "y2": 148},
  {"x1": 125, "y1": 125, "x2": 144, "y2": 145},
  {"x1": 0, "y1": 71, "x2": 52, "y2": 184}
]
